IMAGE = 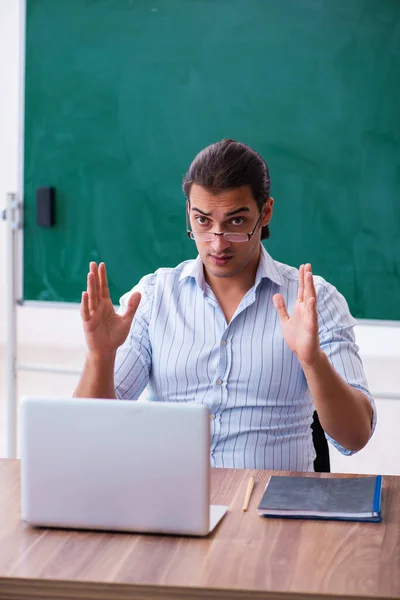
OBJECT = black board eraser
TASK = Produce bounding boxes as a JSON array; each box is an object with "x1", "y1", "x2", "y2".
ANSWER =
[{"x1": 36, "y1": 186, "x2": 55, "y2": 227}]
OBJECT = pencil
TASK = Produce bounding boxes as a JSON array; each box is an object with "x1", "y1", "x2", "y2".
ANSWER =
[{"x1": 242, "y1": 476, "x2": 255, "y2": 511}]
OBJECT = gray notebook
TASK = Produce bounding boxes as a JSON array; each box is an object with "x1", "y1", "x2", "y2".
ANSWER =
[{"x1": 258, "y1": 475, "x2": 382, "y2": 522}]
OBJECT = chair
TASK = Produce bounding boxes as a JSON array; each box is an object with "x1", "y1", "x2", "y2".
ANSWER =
[{"x1": 311, "y1": 411, "x2": 330, "y2": 472}]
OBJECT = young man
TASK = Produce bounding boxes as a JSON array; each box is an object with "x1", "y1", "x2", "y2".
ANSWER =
[{"x1": 74, "y1": 139, "x2": 375, "y2": 471}]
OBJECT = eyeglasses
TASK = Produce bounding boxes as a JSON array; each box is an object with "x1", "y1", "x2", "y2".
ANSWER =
[{"x1": 186, "y1": 207, "x2": 265, "y2": 243}]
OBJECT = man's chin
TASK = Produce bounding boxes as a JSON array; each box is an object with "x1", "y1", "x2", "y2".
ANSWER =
[
  {"x1": 205, "y1": 262, "x2": 239, "y2": 279},
  {"x1": 209, "y1": 269, "x2": 236, "y2": 278}
]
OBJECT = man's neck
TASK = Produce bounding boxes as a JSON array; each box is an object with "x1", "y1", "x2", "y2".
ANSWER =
[{"x1": 204, "y1": 251, "x2": 261, "y2": 298}]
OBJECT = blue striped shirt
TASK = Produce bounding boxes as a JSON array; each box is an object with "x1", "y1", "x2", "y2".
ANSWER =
[{"x1": 115, "y1": 246, "x2": 376, "y2": 471}]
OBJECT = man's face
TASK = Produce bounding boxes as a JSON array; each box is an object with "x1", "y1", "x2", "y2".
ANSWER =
[{"x1": 188, "y1": 184, "x2": 273, "y2": 280}]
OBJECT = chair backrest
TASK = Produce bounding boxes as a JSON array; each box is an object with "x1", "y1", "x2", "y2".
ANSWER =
[{"x1": 311, "y1": 411, "x2": 331, "y2": 472}]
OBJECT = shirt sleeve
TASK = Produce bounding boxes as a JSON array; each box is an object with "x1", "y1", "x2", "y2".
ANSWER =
[
  {"x1": 114, "y1": 275, "x2": 154, "y2": 400},
  {"x1": 315, "y1": 281, "x2": 377, "y2": 455}
]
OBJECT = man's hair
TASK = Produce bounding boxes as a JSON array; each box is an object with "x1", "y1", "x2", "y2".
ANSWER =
[{"x1": 182, "y1": 138, "x2": 271, "y2": 239}]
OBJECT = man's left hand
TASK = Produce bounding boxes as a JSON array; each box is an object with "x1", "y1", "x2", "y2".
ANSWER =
[{"x1": 273, "y1": 263, "x2": 321, "y2": 367}]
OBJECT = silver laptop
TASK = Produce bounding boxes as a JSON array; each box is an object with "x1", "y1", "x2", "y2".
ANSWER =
[{"x1": 20, "y1": 397, "x2": 227, "y2": 536}]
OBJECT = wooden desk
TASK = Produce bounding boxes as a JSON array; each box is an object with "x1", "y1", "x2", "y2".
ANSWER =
[{"x1": 0, "y1": 459, "x2": 398, "y2": 600}]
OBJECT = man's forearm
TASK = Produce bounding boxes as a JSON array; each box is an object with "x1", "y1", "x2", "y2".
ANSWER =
[
  {"x1": 301, "y1": 350, "x2": 373, "y2": 451},
  {"x1": 73, "y1": 352, "x2": 117, "y2": 399}
]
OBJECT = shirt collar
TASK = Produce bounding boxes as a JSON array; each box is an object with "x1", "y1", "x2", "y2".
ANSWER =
[
  {"x1": 255, "y1": 245, "x2": 284, "y2": 286},
  {"x1": 179, "y1": 245, "x2": 284, "y2": 289},
  {"x1": 179, "y1": 255, "x2": 207, "y2": 290}
]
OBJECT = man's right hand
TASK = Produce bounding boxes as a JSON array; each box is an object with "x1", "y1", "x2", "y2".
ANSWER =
[{"x1": 81, "y1": 262, "x2": 141, "y2": 359}]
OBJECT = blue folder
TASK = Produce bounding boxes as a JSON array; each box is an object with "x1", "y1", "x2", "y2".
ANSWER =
[{"x1": 258, "y1": 475, "x2": 382, "y2": 522}]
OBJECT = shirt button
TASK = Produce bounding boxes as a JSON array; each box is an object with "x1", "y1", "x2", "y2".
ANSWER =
[
  {"x1": 210, "y1": 413, "x2": 216, "y2": 420},
  {"x1": 221, "y1": 339, "x2": 227, "y2": 346},
  {"x1": 216, "y1": 379, "x2": 222, "y2": 385}
]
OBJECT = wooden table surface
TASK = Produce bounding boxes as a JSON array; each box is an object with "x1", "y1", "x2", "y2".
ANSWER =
[{"x1": 0, "y1": 459, "x2": 399, "y2": 600}]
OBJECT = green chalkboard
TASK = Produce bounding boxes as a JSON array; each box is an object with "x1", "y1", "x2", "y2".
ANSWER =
[{"x1": 23, "y1": 0, "x2": 400, "y2": 319}]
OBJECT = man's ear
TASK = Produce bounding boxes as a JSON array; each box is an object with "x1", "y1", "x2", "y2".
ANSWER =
[
  {"x1": 186, "y1": 200, "x2": 191, "y2": 229},
  {"x1": 262, "y1": 197, "x2": 274, "y2": 226}
]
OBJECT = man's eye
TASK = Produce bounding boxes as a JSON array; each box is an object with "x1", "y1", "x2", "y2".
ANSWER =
[
  {"x1": 231, "y1": 217, "x2": 245, "y2": 226},
  {"x1": 196, "y1": 216, "x2": 209, "y2": 225}
]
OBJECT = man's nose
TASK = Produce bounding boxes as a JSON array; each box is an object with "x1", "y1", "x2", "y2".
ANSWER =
[{"x1": 210, "y1": 233, "x2": 231, "y2": 252}]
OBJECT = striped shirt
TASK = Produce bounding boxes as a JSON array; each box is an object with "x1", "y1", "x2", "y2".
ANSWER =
[{"x1": 115, "y1": 246, "x2": 376, "y2": 471}]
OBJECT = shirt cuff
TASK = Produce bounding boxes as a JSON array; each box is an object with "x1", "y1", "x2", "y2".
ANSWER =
[{"x1": 326, "y1": 386, "x2": 377, "y2": 456}]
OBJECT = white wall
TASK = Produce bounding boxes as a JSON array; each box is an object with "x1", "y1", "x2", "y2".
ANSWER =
[
  {"x1": 0, "y1": 0, "x2": 20, "y2": 346},
  {"x1": 0, "y1": 0, "x2": 399, "y2": 472}
]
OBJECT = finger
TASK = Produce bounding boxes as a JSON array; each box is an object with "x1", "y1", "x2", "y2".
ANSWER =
[
  {"x1": 90, "y1": 262, "x2": 101, "y2": 305},
  {"x1": 273, "y1": 293, "x2": 290, "y2": 323},
  {"x1": 81, "y1": 291, "x2": 90, "y2": 322},
  {"x1": 307, "y1": 296, "x2": 318, "y2": 319},
  {"x1": 123, "y1": 292, "x2": 141, "y2": 324},
  {"x1": 307, "y1": 296, "x2": 319, "y2": 332},
  {"x1": 297, "y1": 264, "x2": 304, "y2": 302},
  {"x1": 303, "y1": 263, "x2": 310, "y2": 303},
  {"x1": 87, "y1": 272, "x2": 97, "y2": 313},
  {"x1": 304, "y1": 266, "x2": 316, "y2": 306},
  {"x1": 99, "y1": 262, "x2": 111, "y2": 300}
]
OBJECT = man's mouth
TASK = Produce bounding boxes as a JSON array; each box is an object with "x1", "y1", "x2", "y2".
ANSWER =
[{"x1": 209, "y1": 255, "x2": 233, "y2": 266}]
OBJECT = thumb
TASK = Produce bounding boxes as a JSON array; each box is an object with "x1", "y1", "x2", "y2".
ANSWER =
[
  {"x1": 123, "y1": 291, "x2": 141, "y2": 324},
  {"x1": 273, "y1": 293, "x2": 289, "y2": 323}
]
